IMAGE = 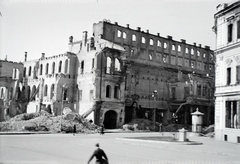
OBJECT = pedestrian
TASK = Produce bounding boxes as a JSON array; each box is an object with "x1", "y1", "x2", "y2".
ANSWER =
[
  {"x1": 100, "y1": 125, "x2": 104, "y2": 135},
  {"x1": 73, "y1": 124, "x2": 76, "y2": 136},
  {"x1": 88, "y1": 143, "x2": 108, "y2": 164}
]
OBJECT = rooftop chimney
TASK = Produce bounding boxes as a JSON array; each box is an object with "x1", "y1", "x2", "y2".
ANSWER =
[
  {"x1": 146, "y1": 29, "x2": 149, "y2": 33},
  {"x1": 41, "y1": 53, "x2": 45, "y2": 59},
  {"x1": 205, "y1": 46, "x2": 210, "y2": 49},
  {"x1": 157, "y1": 33, "x2": 160, "y2": 36},
  {"x1": 137, "y1": 27, "x2": 141, "y2": 31},
  {"x1": 181, "y1": 39, "x2": 186, "y2": 43},
  {"x1": 25, "y1": 52, "x2": 27, "y2": 62},
  {"x1": 82, "y1": 31, "x2": 88, "y2": 46},
  {"x1": 126, "y1": 24, "x2": 129, "y2": 28},
  {"x1": 115, "y1": 22, "x2": 118, "y2": 25},
  {"x1": 167, "y1": 35, "x2": 172, "y2": 40},
  {"x1": 69, "y1": 36, "x2": 73, "y2": 43},
  {"x1": 198, "y1": 44, "x2": 201, "y2": 47},
  {"x1": 193, "y1": 42, "x2": 196, "y2": 46}
]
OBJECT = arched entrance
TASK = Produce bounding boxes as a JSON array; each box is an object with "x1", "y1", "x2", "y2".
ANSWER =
[{"x1": 103, "y1": 110, "x2": 117, "y2": 129}]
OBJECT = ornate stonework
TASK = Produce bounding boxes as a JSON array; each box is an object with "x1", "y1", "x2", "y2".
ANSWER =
[
  {"x1": 234, "y1": 55, "x2": 240, "y2": 63},
  {"x1": 225, "y1": 58, "x2": 232, "y2": 66}
]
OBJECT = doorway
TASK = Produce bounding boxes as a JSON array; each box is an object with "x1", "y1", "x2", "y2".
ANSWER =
[{"x1": 103, "y1": 110, "x2": 117, "y2": 129}]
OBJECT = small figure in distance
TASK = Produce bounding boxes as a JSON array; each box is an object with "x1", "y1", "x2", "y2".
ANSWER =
[
  {"x1": 99, "y1": 125, "x2": 104, "y2": 135},
  {"x1": 73, "y1": 124, "x2": 76, "y2": 136},
  {"x1": 88, "y1": 143, "x2": 108, "y2": 164}
]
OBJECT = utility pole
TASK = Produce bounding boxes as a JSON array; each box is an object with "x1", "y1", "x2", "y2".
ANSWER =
[{"x1": 152, "y1": 90, "x2": 158, "y2": 131}]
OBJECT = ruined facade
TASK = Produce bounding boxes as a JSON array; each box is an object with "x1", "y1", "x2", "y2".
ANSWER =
[
  {"x1": 213, "y1": 0, "x2": 240, "y2": 143},
  {"x1": 2, "y1": 21, "x2": 215, "y2": 129},
  {"x1": 0, "y1": 59, "x2": 24, "y2": 121},
  {"x1": 69, "y1": 21, "x2": 215, "y2": 128}
]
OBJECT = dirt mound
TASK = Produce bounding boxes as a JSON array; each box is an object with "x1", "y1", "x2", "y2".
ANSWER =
[
  {"x1": 123, "y1": 118, "x2": 159, "y2": 131},
  {"x1": 0, "y1": 111, "x2": 99, "y2": 134}
]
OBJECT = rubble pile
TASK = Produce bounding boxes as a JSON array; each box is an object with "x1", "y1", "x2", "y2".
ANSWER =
[
  {"x1": 123, "y1": 118, "x2": 159, "y2": 131},
  {"x1": 0, "y1": 111, "x2": 99, "y2": 134},
  {"x1": 161, "y1": 124, "x2": 191, "y2": 132},
  {"x1": 201, "y1": 124, "x2": 215, "y2": 138}
]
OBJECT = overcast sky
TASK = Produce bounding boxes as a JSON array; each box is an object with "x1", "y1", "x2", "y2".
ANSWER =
[{"x1": 0, "y1": 0, "x2": 235, "y2": 62}]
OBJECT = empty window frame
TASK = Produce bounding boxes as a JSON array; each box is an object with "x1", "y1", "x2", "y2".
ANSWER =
[
  {"x1": 225, "y1": 101, "x2": 239, "y2": 129},
  {"x1": 228, "y1": 24, "x2": 233, "y2": 43},
  {"x1": 197, "y1": 51, "x2": 200, "y2": 57},
  {"x1": 172, "y1": 44, "x2": 176, "y2": 51},
  {"x1": 58, "y1": 61, "x2": 62, "y2": 73},
  {"x1": 149, "y1": 53, "x2": 153, "y2": 61},
  {"x1": 28, "y1": 66, "x2": 32, "y2": 76},
  {"x1": 114, "y1": 86, "x2": 120, "y2": 99},
  {"x1": 150, "y1": 39, "x2": 154, "y2": 46},
  {"x1": 185, "y1": 48, "x2": 189, "y2": 54},
  {"x1": 178, "y1": 45, "x2": 181, "y2": 52},
  {"x1": 106, "y1": 85, "x2": 111, "y2": 98},
  {"x1": 46, "y1": 63, "x2": 49, "y2": 74},
  {"x1": 81, "y1": 61, "x2": 84, "y2": 74},
  {"x1": 123, "y1": 32, "x2": 127, "y2": 39},
  {"x1": 52, "y1": 62, "x2": 55, "y2": 74},
  {"x1": 142, "y1": 37, "x2": 146, "y2": 44},
  {"x1": 117, "y1": 30, "x2": 122, "y2": 37},
  {"x1": 44, "y1": 85, "x2": 48, "y2": 97},
  {"x1": 106, "y1": 57, "x2": 111, "y2": 74},
  {"x1": 64, "y1": 59, "x2": 68, "y2": 74},
  {"x1": 191, "y1": 61, "x2": 195, "y2": 69},
  {"x1": 157, "y1": 40, "x2": 161, "y2": 47},
  {"x1": 132, "y1": 34, "x2": 136, "y2": 41},
  {"x1": 164, "y1": 42, "x2": 168, "y2": 49},
  {"x1": 197, "y1": 83, "x2": 201, "y2": 96},
  {"x1": 115, "y1": 58, "x2": 121, "y2": 71},
  {"x1": 23, "y1": 67, "x2": 26, "y2": 77},
  {"x1": 40, "y1": 64, "x2": 43, "y2": 75},
  {"x1": 50, "y1": 84, "x2": 54, "y2": 99}
]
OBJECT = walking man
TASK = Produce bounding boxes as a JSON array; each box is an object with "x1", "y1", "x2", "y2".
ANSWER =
[{"x1": 88, "y1": 143, "x2": 108, "y2": 164}]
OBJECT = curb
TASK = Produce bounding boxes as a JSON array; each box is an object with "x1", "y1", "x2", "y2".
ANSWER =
[
  {"x1": 116, "y1": 137, "x2": 203, "y2": 145},
  {"x1": 0, "y1": 131, "x2": 52, "y2": 135}
]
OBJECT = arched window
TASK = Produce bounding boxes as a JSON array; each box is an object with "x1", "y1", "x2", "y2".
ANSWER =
[
  {"x1": 150, "y1": 39, "x2": 154, "y2": 46},
  {"x1": 28, "y1": 66, "x2": 32, "y2": 76},
  {"x1": 58, "y1": 61, "x2": 62, "y2": 73},
  {"x1": 202, "y1": 85, "x2": 207, "y2": 96},
  {"x1": 106, "y1": 57, "x2": 111, "y2": 74},
  {"x1": 45, "y1": 63, "x2": 49, "y2": 74},
  {"x1": 52, "y1": 62, "x2": 55, "y2": 74},
  {"x1": 191, "y1": 49, "x2": 194, "y2": 55},
  {"x1": 178, "y1": 45, "x2": 181, "y2": 52},
  {"x1": 115, "y1": 58, "x2": 121, "y2": 71},
  {"x1": 157, "y1": 40, "x2": 161, "y2": 47},
  {"x1": 132, "y1": 34, "x2": 136, "y2": 41},
  {"x1": 44, "y1": 85, "x2": 48, "y2": 97},
  {"x1": 114, "y1": 85, "x2": 120, "y2": 99},
  {"x1": 186, "y1": 48, "x2": 189, "y2": 54},
  {"x1": 164, "y1": 42, "x2": 168, "y2": 49},
  {"x1": 64, "y1": 59, "x2": 68, "y2": 74},
  {"x1": 50, "y1": 84, "x2": 54, "y2": 99},
  {"x1": 106, "y1": 85, "x2": 111, "y2": 98},
  {"x1": 40, "y1": 64, "x2": 43, "y2": 75},
  {"x1": 117, "y1": 30, "x2": 122, "y2": 37},
  {"x1": 142, "y1": 37, "x2": 146, "y2": 44},
  {"x1": 23, "y1": 67, "x2": 26, "y2": 77},
  {"x1": 197, "y1": 51, "x2": 200, "y2": 57},
  {"x1": 172, "y1": 45, "x2": 176, "y2": 51}
]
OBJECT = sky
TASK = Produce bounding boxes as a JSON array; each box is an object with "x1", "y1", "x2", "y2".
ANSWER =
[{"x1": 0, "y1": 0, "x2": 236, "y2": 62}]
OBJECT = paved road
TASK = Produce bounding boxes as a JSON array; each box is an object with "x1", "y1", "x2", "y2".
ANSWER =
[{"x1": 0, "y1": 132, "x2": 240, "y2": 164}]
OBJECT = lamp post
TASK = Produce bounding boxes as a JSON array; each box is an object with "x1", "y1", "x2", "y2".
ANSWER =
[
  {"x1": 60, "y1": 83, "x2": 68, "y2": 132},
  {"x1": 152, "y1": 90, "x2": 158, "y2": 130}
]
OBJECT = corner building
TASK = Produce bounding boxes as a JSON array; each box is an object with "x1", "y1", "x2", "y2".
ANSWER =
[
  {"x1": 69, "y1": 21, "x2": 215, "y2": 129},
  {"x1": 213, "y1": 1, "x2": 240, "y2": 143}
]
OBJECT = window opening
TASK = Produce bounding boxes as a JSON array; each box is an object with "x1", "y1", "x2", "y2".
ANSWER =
[
  {"x1": 228, "y1": 24, "x2": 233, "y2": 42},
  {"x1": 132, "y1": 34, "x2": 136, "y2": 41},
  {"x1": 150, "y1": 39, "x2": 154, "y2": 46},
  {"x1": 106, "y1": 85, "x2": 111, "y2": 98},
  {"x1": 227, "y1": 67, "x2": 231, "y2": 85}
]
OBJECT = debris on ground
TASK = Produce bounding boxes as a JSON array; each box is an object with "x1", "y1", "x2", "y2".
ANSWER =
[
  {"x1": 123, "y1": 118, "x2": 191, "y2": 132},
  {"x1": 200, "y1": 124, "x2": 215, "y2": 138},
  {"x1": 0, "y1": 110, "x2": 99, "y2": 134}
]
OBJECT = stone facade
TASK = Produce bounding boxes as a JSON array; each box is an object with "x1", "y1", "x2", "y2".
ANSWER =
[{"x1": 213, "y1": 1, "x2": 240, "y2": 143}]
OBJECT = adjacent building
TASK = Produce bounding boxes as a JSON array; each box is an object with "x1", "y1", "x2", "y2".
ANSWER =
[{"x1": 213, "y1": 0, "x2": 240, "y2": 143}]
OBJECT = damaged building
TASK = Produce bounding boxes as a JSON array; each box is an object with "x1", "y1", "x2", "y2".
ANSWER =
[
  {"x1": 1, "y1": 21, "x2": 215, "y2": 130},
  {"x1": 0, "y1": 59, "x2": 24, "y2": 121},
  {"x1": 68, "y1": 20, "x2": 215, "y2": 128}
]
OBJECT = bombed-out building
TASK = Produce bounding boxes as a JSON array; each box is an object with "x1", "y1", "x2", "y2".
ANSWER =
[
  {"x1": 2, "y1": 21, "x2": 215, "y2": 129},
  {"x1": 68, "y1": 20, "x2": 215, "y2": 128}
]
